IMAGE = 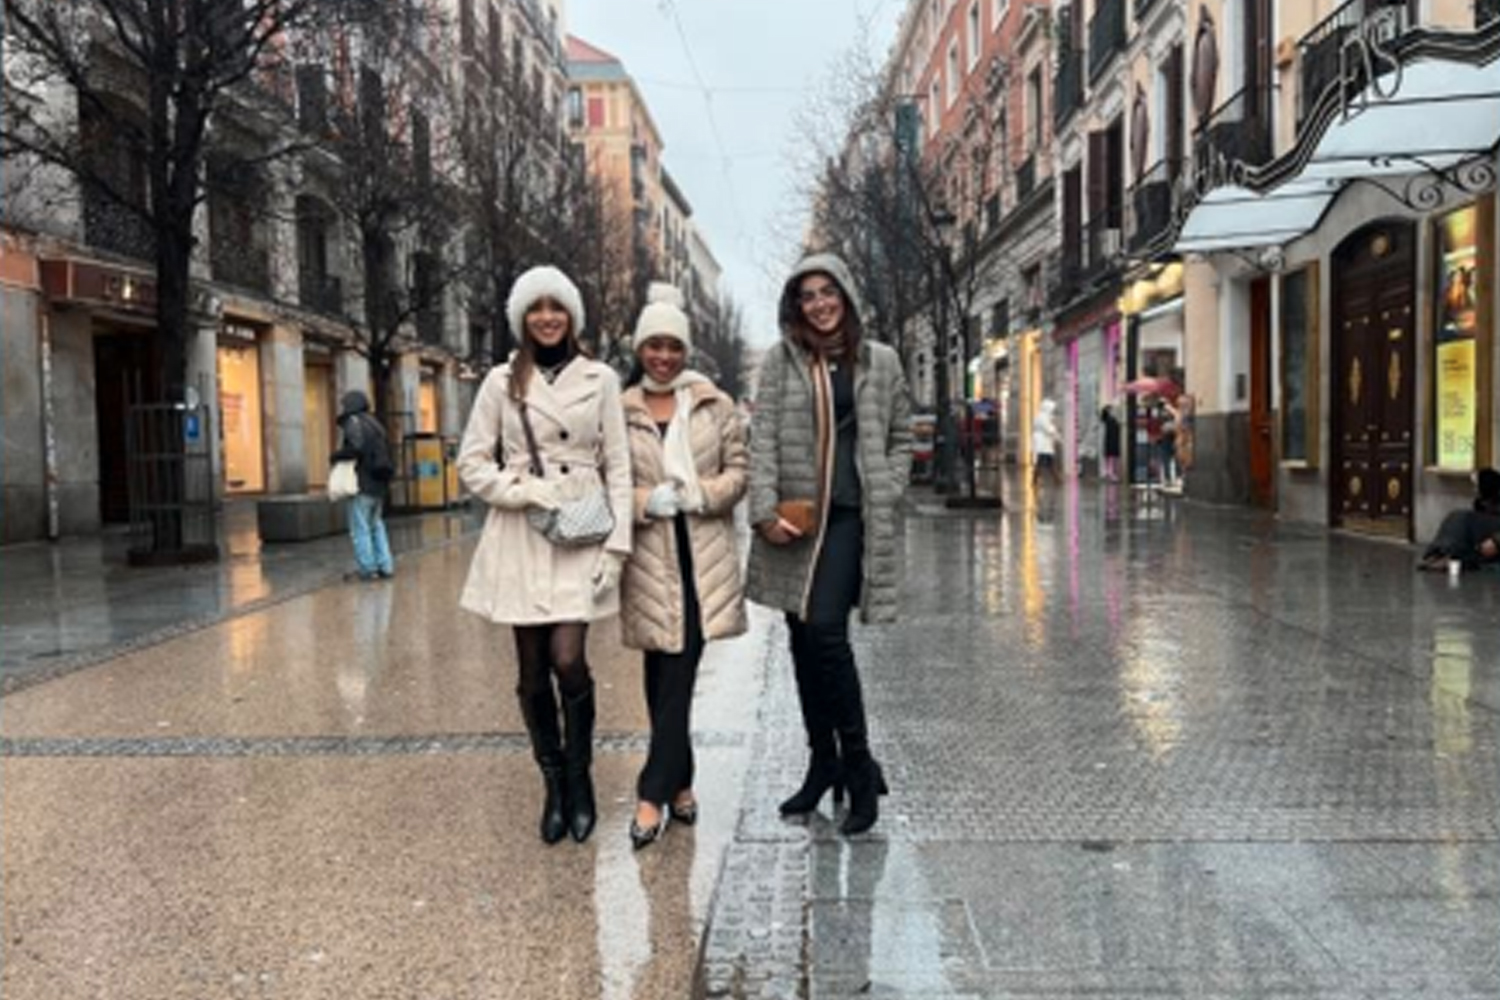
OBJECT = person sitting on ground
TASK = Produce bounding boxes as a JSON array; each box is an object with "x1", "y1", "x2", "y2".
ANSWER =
[{"x1": 1418, "y1": 467, "x2": 1500, "y2": 572}]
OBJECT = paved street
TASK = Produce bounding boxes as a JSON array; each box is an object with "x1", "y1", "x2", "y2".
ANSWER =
[{"x1": 3, "y1": 482, "x2": 1499, "y2": 998}]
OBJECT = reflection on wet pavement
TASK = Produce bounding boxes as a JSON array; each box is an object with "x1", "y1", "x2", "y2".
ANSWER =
[{"x1": 705, "y1": 477, "x2": 1500, "y2": 999}]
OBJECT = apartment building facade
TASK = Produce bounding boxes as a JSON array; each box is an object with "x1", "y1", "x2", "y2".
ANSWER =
[
  {"x1": 882, "y1": 0, "x2": 1060, "y2": 463},
  {"x1": 1172, "y1": 0, "x2": 1497, "y2": 540},
  {"x1": 0, "y1": 0, "x2": 573, "y2": 543}
]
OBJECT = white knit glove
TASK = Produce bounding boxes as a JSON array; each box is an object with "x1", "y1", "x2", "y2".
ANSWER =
[
  {"x1": 644, "y1": 481, "x2": 682, "y2": 519},
  {"x1": 591, "y1": 551, "x2": 626, "y2": 602},
  {"x1": 497, "y1": 476, "x2": 559, "y2": 511}
]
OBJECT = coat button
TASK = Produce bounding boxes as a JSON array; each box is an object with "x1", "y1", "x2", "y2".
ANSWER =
[
  {"x1": 560, "y1": 463, "x2": 570, "y2": 475},
  {"x1": 560, "y1": 430, "x2": 570, "y2": 441}
]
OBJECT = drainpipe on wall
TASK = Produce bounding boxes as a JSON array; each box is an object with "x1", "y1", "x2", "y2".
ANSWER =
[{"x1": 38, "y1": 306, "x2": 60, "y2": 541}]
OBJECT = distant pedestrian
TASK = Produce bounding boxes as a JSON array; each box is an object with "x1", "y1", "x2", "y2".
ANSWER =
[
  {"x1": 456, "y1": 265, "x2": 633, "y2": 846},
  {"x1": 1031, "y1": 397, "x2": 1061, "y2": 488},
  {"x1": 332, "y1": 390, "x2": 395, "y2": 581},
  {"x1": 747, "y1": 252, "x2": 912, "y2": 837},
  {"x1": 619, "y1": 283, "x2": 749, "y2": 850},
  {"x1": 1100, "y1": 405, "x2": 1122, "y2": 482}
]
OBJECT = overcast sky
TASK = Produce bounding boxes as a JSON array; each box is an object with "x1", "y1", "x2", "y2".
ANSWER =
[{"x1": 567, "y1": 0, "x2": 904, "y2": 347}]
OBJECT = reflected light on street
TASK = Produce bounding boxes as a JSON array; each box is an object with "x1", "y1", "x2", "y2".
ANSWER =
[
  {"x1": 1431, "y1": 622, "x2": 1474, "y2": 758},
  {"x1": 1118, "y1": 619, "x2": 1183, "y2": 759}
]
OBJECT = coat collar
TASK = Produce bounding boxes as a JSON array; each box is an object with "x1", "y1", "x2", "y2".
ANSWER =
[
  {"x1": 505, "y1": 358, "x2": 603, "y2": 426},
  {"x1": 622, "y1": 380, "x2": 718, "y2": 426}
]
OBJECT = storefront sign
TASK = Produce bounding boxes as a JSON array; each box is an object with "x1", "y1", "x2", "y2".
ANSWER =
[{"x1": 1434, "y1": 204, "x2": 1480, "y2": 469}]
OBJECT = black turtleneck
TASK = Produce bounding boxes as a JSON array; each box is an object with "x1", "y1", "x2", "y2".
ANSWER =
[{"x1": 532, "y1": 340, "x2": 575, "y2": 382}]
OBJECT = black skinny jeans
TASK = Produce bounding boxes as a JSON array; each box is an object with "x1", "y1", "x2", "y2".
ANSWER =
[{"x1": 637, "y1": 515, "x2": 705, "y2": 804}]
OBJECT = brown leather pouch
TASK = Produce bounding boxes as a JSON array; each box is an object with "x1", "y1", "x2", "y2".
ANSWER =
[{"x1": 774, "y1": 499, "x2": 819, "y2": 538}]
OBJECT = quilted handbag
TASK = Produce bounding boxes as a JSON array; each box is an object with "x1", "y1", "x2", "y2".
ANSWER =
[{"x1": 518, "y1": 403, "x2": 615, "y2": 547}]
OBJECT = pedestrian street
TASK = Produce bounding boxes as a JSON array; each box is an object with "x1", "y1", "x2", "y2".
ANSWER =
[{"x1": 3, "y1": 480, "x2": 1499, "y2": 999}]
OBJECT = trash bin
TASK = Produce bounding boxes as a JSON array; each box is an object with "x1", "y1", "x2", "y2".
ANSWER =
[{"x1": 407, "y1": 433, "x2": 447, "y2": 510}]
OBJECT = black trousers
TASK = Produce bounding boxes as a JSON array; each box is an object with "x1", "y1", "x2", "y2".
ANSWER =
[
  {"x1": 788, "y1": 507, "x2": 872, "y2": 760},
  {"x1": 637, "y1": 516, "x2": 705, "y2": 804}
]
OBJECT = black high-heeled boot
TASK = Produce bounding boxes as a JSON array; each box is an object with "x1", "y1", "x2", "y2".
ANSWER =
[
  {"x1": 839, "y1": 750, "x2": 889, "y2": 836},
  {"x1": 562, "y1": 683, "x2": 597, "y2": 843},
  {"x1": 780, "y1": 618, "x2": 844, "y2": 815},
  {"x1": 518, "y1": 687, "x2": 569, "y2": 845}
]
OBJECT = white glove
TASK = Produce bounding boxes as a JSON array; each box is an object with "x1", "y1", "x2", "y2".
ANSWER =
[
  {"x1": 498, "y1": 476, "x2": 559, "y2": 511},
  {"x1": 644, "y1": 481, "x2": 682, "y2": 519},
  {"x1": 592, "y1": 551, "x2": 626, "y2": 602}
]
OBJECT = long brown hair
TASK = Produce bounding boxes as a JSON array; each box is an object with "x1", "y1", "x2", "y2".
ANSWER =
[
  {"x1": 777, "y1": 270, "x2": 863, "y2": 362},
  {"x1": 507, "y1": 301, "x2": 585, "y2": 401}
]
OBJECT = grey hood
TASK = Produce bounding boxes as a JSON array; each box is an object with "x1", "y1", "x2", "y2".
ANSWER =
[
  {"x1": 340, "y1": 390, "x2": 371, "y2": 416},
  {"x1": 777, "y1": 252, "x2": 868, "y2": 341}
]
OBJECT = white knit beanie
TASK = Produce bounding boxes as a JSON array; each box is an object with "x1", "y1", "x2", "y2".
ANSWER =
[
  {"x1": 506, "y1": 265, "x2": 586, "y2": 341},
  {"x1": 632, "y1": 283, "x2": 692, "y2": 353}
]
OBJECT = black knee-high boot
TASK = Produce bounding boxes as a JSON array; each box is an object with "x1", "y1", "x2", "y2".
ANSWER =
[
  {"x1": 780, "y1": 617, "x2": 844, "y2": 815},
  {"x1": 518, "y1": 687, "x2": 569, "y2": 845},
  {"x1": 808, "y1": 623, "x2": 887, "y2": 835},
  {"x1": 562, "y1": 682, "x2": 597, "y2": 843}
]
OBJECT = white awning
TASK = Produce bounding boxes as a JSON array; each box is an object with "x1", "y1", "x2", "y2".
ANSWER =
[{"x1": 1175, "y1": 52, "x2": 1500, "y2": 256}]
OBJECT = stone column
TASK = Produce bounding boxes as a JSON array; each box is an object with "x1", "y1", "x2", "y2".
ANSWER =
[
  {"x1": 184, "y1": 314, "x2": 223, "y2": 508},
  {"x1": 260, "y1": 323, "x2": 307, "y2": 494}
]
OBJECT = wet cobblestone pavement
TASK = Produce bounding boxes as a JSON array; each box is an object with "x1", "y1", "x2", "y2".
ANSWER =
[
  {"x1": 701, "y1": 482, "x2": 1500, "y2": 999},
  {"x1": 2, "y1": 482, "x2": 1497, "y2": 998}
]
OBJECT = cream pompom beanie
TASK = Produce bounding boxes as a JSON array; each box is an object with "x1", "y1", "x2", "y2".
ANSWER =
[{"x1": 632, "y1": 282, "x2": 692, "y2": 353}]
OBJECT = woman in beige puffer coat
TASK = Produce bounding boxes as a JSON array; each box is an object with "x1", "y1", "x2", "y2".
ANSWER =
[{"x1": 618, "y1": 284, "x2": 748, "y2": 849}]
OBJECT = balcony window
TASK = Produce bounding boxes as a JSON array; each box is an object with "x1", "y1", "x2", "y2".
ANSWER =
[
  {"x1": 207, "y1": 156, "x2": 270, "y2": 294},
  {"x1": 79, "y1": 101, "x2": 155, "y2": 262},
  {"x1": 1088, "y1": 0, "x2": 1126, "y2": 84},
  {"x1": 296, "y1": 196, "x2": 342, "y2": 317},
  {"x1": 968, "y1": 2, "x2": 982, "y2": 68}
]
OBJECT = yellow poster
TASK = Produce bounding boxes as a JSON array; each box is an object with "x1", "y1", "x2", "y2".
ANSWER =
[{"x1": 1436, "y1": 338, "x2": 1475, "y2": 469}]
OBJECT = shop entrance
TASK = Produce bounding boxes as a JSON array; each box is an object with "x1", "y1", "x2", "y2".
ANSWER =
[
  {"x1": 1249, "y1": 276, "x2": 1274, "y2": 507},
  {"x1": 93, "y1": 326, "x2": 160, "y2": 523},
  {"x1": 1330, "y1": 220, "x2": 1416, "y2": 539}
]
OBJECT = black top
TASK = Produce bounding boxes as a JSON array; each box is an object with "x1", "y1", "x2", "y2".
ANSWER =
[{"x1": 829, "y1": 363, "x2": 861, "y2": 510}]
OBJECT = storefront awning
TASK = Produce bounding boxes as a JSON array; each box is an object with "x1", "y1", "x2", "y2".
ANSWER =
[{"x1": 1176, "y1": 49, "x2": 1500, "y2": 256}]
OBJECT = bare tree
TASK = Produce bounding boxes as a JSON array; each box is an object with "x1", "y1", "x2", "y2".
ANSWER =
[
  {"x1": 696, "y1": 294, "x2": 749, "y2": 401},
  {"x1": 1, "y1": 0, "x2": 350, "y2": 400},
  {"x1": 297, "y1": 0, "x2": 463, "y2": 427}
]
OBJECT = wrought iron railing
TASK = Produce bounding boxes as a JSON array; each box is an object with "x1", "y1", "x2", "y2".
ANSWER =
[
  {"x1": 1194, "y1": 86, "x2": 1273, "y2": 175},
  {"x1": 1054, "y1": 49, "x2": 1085, "y2": 129},
  {"x1": 1297, "y1": 0, "x2": 1412, "y2": 127},
  {"x1": 1089, "y1": 0, "x2": 1127, "y2": 83},
  {"x1": 83, "y1": 193, "x2": 156, "y2": 262},
  {"x1": 1479, "y1": 0, "x2": 1500, "y2": 27},
  {"x1": 1135, "y1": 0, "x2": 1160, "y2": 21},
  {"x1": 299, "y1": 272, "x2": 343, "y2": 316},
  {"x1": 1127, "y1": 158, "x2": 1181, "y2": 252},
  {"x1": 210, "y1": 240, "x2": 271, "y2": 294},
  {"x1": 1016, "y1": 155, "x2": 1037, "y2": 201}
]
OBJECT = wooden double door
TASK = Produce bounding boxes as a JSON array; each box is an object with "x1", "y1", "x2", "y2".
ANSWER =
[{"x1": 1330, "y1": 221, "x2": 1416, "y2": 539}]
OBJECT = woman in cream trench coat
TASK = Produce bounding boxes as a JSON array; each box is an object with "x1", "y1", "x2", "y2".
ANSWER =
[{"x1": 457, "y1": 265, "x2": 632, "y2": 847}]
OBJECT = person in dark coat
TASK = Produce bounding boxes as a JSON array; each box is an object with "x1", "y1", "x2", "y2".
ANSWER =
[
  {"x1": 1418, "y1": 467, "x2": 1500, "y2": 571},
  {"x1": 1100, "y1": 405, "x2": 1122, "y2": 482},
  {"x1": 333, "y1": 390, "x2": 395, "y2": 581}
]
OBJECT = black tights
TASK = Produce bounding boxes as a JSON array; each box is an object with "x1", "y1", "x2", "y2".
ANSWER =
[{"x1": 513, "y1": 623, "x2": 592, "y2": 700}]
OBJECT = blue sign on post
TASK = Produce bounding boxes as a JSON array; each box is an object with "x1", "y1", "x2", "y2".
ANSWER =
[{"x1": 184, "y1": 413, "x2": 201, "y2": 442}]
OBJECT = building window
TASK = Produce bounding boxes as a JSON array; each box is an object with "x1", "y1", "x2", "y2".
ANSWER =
[
  {"x1": 1026, "y1": 66, "x2": 1043, "y2": 152},
  {"x1": 947, "y1": 41, "x2": 960, "y2": 106},
  {"x1": 587, "y1": 95, "x2": 605, "y2": 128},
  {"x1": 929, "y1": 81, "x2": 941, "y2": 136},
  {"x1": 567, "y1": 87, "x2": 584, "y2": 127},
  {"x1": 993, "y1": 0, "x2": 1010, "y2": 28},
  {"x1": 1432, "y1": 200, "x2": 1493, "y2": 470},
  {"x1": 968, "y1": 2, "x2": 981, "y2": 68},
  {"x1": 1279, "y1": 263, "x2": 1320, "y2": 466}
]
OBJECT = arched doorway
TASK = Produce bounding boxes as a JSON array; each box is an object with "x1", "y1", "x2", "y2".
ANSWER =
[{"x1": 1329, "y1": 219, "x2": 1417, "y2": 539}]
